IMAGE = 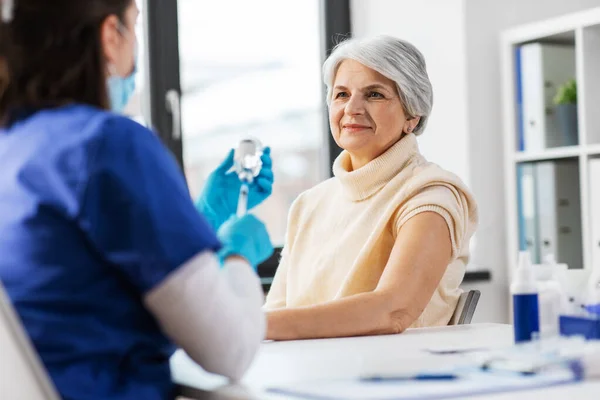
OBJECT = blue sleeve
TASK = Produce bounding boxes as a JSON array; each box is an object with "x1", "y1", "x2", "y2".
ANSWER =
[{"x1": 78, "y1": 115, "x2": 221, "y2": 294}]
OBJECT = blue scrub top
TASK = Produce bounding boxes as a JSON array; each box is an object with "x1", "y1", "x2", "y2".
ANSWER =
[{"x1": 0, "y1": 105, "x2": 221, "y2": 400}]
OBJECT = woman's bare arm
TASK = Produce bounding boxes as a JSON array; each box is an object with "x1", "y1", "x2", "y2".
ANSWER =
[{"x1": 265, "y1": 211, "x2": 452, "y2": 340}]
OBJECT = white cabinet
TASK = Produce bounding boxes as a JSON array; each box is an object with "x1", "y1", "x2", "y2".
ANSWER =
[{"x1": 502, "y1": 8, "x2": 600, "y2": 280}]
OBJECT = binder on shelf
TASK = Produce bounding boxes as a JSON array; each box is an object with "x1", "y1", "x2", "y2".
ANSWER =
[
  {"x1": 515, "y1": 47, "x2": 525, "y2": 151},
  {"x1": 535, "y1": 161, "x2": 558, "y2": 261},
  {"x1": 516, "y1": 164, "x2": 526, "y2": 250},
  {"x1": 589, "y1": 158, "x2": 600, "y2": 270},
  {"x1": 553, "y1": 160, "x2": 583, "y2": 270},
  {"x1": 517, "y1": 42, "x2": 576, "y2": 151},
  {"x1": 517, "y1": 160, "x2": 583, "y2": 268},
  {"x1": 517, "y1": 163, "x2": 540, "y2": 263}
]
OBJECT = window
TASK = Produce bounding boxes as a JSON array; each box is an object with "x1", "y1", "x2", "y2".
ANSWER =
[
  {"x1": 123, "y1": 0, "x2": 149, "y2": 125},
  {"x1": 142, "y1": 0, "x2": 350, "y2": 269},
  {"x1": 177, "y1": 0, "x2": 327, "y2": 245}
]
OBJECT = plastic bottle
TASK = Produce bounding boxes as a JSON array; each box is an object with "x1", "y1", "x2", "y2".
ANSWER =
[
  {"x1": 552, "y1": 260, "x2": 586, "y2": 316},
  {"x1": 536, "y1": 254, "x2": 566, "y2": 338},
  {"x1": 511, "y1": 251, "x2": 540, "y2": 343},
  {"x1": 584, "y1": 269, "x2": 600, "y2": 317}
]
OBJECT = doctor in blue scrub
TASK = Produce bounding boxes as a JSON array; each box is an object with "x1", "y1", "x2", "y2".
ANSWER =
[{"x1": 0, "y1": 1, "x2": 274, "y2": 399}]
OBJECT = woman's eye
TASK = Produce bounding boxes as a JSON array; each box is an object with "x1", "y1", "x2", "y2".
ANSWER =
[
  {"x1": 334, "y1": 91, "x2": 348, "y2": 99},
  {"x1": 368, "y1": 91, "x2": 384, "y2": 98}
]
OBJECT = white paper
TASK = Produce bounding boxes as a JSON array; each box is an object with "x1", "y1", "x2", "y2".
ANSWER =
[{"x1": 267, "y1": 369, "x2": 574, "y2": 400}]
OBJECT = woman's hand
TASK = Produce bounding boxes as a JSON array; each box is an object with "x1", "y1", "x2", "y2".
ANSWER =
[{"x1": 195, "y1": 147, "x2": 274, "y2": 231}]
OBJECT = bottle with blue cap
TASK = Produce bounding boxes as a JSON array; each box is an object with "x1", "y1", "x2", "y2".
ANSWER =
[{"x1": 511, "y1": 251, "x2": 540, "y2": 343}]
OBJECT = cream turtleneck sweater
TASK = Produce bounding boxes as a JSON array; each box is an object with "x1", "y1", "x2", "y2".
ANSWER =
[{"x1": 264, "y1": 134, "x2": 479, "y2": 327}]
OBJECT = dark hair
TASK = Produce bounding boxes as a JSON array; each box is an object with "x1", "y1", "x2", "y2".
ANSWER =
[{"x1": 0, "y1": 0, "x2": 133, "y2": 125}]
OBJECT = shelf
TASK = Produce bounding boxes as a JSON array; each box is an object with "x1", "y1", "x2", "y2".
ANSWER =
[
  {"x1": 502, "y1": 8, "x2": 600, "y2": 45},
  {"x1": 585, "y1": 144, "x2": 600, "y2": 157},
  {"x1": 513, "y1": 146, "x2": 580, "y2": 162},
  {"x1": 503, "y1": 7, "x2": 600, "y2": 290},
  {"x1": 463, "y1": 270, "x2": 492, "y2": 283},
  {"x1": 519, "y1": 30, "x2": 576, "y2": 46}
]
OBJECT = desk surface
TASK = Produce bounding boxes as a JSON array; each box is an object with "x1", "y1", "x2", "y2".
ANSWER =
[{"x1": 171, "y1": 323, "x2": 600, "y2": 399}]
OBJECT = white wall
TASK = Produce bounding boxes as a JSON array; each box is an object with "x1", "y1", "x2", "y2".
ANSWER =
[
  {"x1": 352, "y1": 0, "x2": 600, "y2": 324},
  {"x1": 351, "y1": 0, "x2": 469, "y2": 183}
]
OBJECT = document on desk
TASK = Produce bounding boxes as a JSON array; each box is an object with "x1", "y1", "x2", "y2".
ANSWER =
[{"x1": 266, "y1": 369, "x2": 575, "y2": 400}]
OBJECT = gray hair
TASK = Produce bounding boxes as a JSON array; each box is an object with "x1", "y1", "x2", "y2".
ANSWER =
[{"x1": 323, "y1": 35, "x2": 433, "y2": 135}]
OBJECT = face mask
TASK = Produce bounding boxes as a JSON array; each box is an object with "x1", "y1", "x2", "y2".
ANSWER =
[
  {"x1": 107, "y1": 23, "x2": 138, "y2": 113},
  {"x1": 107, "y1": 64, "x2": 137, "y2": 113}
]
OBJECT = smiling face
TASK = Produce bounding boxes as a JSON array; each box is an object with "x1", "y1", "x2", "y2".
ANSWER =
[{"x1": 329, "y1": 59, "x2": 419, "y2": 170}]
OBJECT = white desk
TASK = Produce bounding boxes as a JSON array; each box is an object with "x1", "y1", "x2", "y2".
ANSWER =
[{"x1": 170, "y1": 323, "x2": 600, "y2": 399}]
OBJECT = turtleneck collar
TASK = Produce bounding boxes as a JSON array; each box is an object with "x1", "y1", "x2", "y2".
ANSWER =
[{"x1": 332, "y1": 133, "x2": 420, "y2": 201}]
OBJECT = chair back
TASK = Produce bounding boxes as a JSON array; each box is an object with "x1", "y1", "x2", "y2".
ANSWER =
[{"x1": 449, "y1": 289, "x2": 480, "y2": 325}]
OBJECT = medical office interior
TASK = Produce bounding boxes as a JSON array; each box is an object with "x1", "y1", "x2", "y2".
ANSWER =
[
  {"x1": 3, "y1": 0, "x2": 600, "y2": 399},
  {"x1": 123, "y1": 0, "x2": 600, "y2": 324}
]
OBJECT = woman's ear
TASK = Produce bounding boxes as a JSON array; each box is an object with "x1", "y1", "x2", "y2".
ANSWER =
[
  {"x1": 404, "y1": 116, "x2": 421, "y2": 134},
  {"x1": 99, "y1": 15, "x2": 121, "y2": 73}
]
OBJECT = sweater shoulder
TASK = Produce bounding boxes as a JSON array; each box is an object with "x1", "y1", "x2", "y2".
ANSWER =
[
  {"x1": 291, "y1": 176, "x2": 338, "y2": 209},
  {"x1": 402, "y1": 156, "x2": 471, "y2": 194}
]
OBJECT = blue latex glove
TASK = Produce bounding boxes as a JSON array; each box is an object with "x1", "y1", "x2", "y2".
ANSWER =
[
  {"x1": 195, "y1": 147, "x2": 274, "y2": 231},
  {"x1": 217, "y1": 214, "x2": 274, "y2": 270}
]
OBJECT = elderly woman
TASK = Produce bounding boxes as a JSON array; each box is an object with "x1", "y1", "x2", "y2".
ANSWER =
[{"x1": 263, "y1": 35, "x2": 478, "y2": 340}]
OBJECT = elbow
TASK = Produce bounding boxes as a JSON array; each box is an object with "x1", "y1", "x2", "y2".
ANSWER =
[
  {"x1": 381, "y1": 309, "x2": 411, "y2": 335},
  {"x1": 373, "y1": 292, "x2": 417, "y2": 335},
  {"x1": 199, "y1": 314, "x2": 266, "y2": 381},
  {"x1": 200, "y1": 346, "x2": 255, "y2": 381}
]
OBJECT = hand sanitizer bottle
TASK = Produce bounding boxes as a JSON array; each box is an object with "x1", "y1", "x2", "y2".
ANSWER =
[{"x1": 511, "y1": 251, "x2": 540, "y2": 343}]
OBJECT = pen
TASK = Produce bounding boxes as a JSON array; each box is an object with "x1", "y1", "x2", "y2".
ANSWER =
[
  {"x1": 426, "y1": 347, "x2": 487, "y2": 355},
  {"x1": 360, "y1": 373, "x2": 459, "y2": 382}
]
